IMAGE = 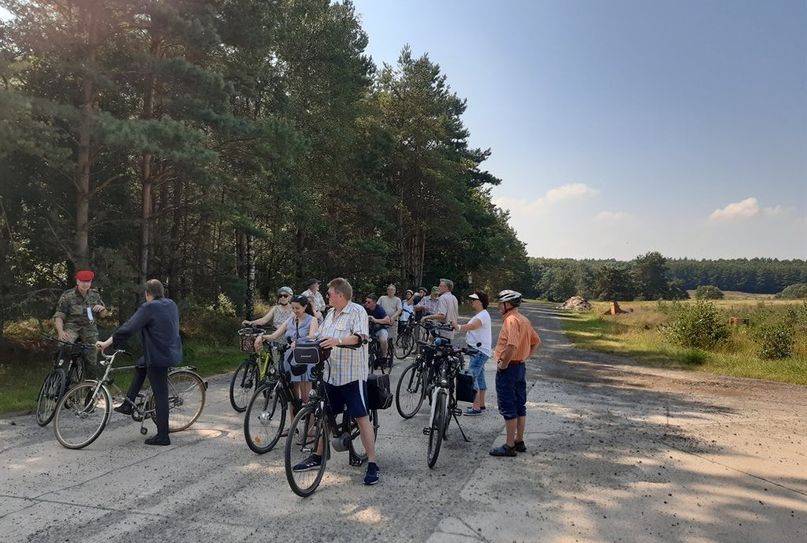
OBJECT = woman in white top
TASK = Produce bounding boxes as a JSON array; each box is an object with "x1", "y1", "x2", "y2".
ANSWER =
[
  {"x1": 399, "y1": 290, "x2": 415, "y2": 332},
  {"x1": 242, "y1": 286, "x2": 294, "y2": 329},
  {"x1": 453, "y1": 290, "x2": 492, "y2": 415}
]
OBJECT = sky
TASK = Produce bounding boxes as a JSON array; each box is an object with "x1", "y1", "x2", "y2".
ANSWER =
[{"x1": 352, "y1": 0, "x2": 807, "y2": 260}]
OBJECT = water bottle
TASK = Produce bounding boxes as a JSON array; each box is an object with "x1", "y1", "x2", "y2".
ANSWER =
[{"x1": 330, "y1": 431, "x2": 351, "y2": 452}]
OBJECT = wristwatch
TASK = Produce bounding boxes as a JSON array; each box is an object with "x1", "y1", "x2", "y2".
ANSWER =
[{"x1": 338, "y1": 337, "x2": 343, "y2": 346}]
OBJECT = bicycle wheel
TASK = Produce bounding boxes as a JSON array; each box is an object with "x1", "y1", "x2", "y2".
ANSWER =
[
  {"x1": 53, "y1": 382, "x2": 111, "y2": 449},
  {"x1": 394, "y1": 332, "x2": 408, "y2": 359},
  {"x1": 244, "y1": 382, "x2": 286, "y2": 454},
  {"x1": 284, "y1": 403, "x2": 328, "y2": 498},
  {"x1": 165, "y1": 369, "x2": 206, "y2": 432},
  {"x1": 229, "y1": 359, "x2": 258, "y2": 412},
  {"x1": 36, "y1": 369, "x2": 66, "y2": 427},
  {"x1": 427, "y1": 389, "x2": 448, "y2": 468},
  {"x1": 395, "y1": 362, "x2": 425, "y2": 419},
  {"x1": 348, "y1": 409, "x2": 378, "y2": 465}
]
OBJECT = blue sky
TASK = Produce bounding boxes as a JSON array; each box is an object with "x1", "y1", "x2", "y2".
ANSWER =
[{"x1": 353, "y1": 0, "x2": 807, "y2": 259}]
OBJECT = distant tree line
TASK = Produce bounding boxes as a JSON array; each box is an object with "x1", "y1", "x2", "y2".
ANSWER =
[
  {"x1": 0, "y1": 0, "x2": 531, "y2": 336},
  {"x1": 529, "y1": 254, "x2": 807, "y2": 302}
]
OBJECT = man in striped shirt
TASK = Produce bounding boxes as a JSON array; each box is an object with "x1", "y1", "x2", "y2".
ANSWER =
[{"x1": 294, "y1": 277, "x2": 380, "y2": 485}]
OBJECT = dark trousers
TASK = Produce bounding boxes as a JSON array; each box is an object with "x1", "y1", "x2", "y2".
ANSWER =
[{"x1": 126, "y1": 366, "x2": 170, "y2": 438}]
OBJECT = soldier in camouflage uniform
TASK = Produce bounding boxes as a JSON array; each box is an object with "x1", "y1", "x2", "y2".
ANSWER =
[{"x1": 53, "y1": 270, "x2": 108, "y2": 379}]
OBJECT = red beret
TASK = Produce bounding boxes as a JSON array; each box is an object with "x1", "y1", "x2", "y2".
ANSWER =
[{"x1": 75, "y1": 270, "x2": 95, "y2": 281}]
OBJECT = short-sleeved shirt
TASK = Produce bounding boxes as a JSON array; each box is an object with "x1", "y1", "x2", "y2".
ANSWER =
[
  {"x1": 271, "y1": 304, "x2": 293, "y2": 328},
  {"x1": 493, "y1": 310, "x2": 540, "y2": 363},
  {"x1": 466, "y1": 309, "x2": 492, "y2": 356},
  {"x1": 318, "y1": 302, "x2": 369, "y2": 386},
  {"x1": 400, "y1": 301, "x2": 415, "y2": 322},
  {"x1": 378, "y1": 295, "x2": 402, "y2": 322},
  {"x1": 53, "y1": 288, "x2": 105, "y2": 334},
  {"x1": 436, "y1": 292, "x2": 459, "y2": 339},
  {"x1": 365, "y1": 304, "x2": 388, "y2": 330},
  {"x1": 303, "y1": 289, "x2": 327, "y2": 313},
  {"x1": 417, "y1": 296, "x2": 440, "y2": 315}
]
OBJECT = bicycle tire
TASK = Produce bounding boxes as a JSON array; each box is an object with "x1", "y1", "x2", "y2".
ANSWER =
[
  {"x1": 36, "y1": 369, "x2": 66, "y2": 427},
  {"x1": 284, "y1": 402, "x2": 328, "y2": 498},
  {"x1": 229, "y1": 359, "x2": 258, "y2": 412},
  {"x1": 166, "y1": 369, "x2": 206, "y2": 432},
  {"x1": 394, "y1": 332, "x2": 410, "y2": 359},
  {"x1": 427, "y1": 389, "x2": 447, "y2": 468},
  {"x1": 395, "y1": 362, "x2": 425, "y2": 419},
  {"x1": 348, "y1": 409, "x2": 378, "y2": 463},
  {"x1": 244, "y1": 382, "x2": 286, "y2": 454},
  {"x1": 53, "y1": 382, "x2": 111, "y2": 449}
]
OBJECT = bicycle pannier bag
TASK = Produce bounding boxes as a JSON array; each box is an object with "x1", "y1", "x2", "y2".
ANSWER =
[
  {"x1": 455, "y1": 370, "x2": 476, "y2": 403},
  {"x1": 292, "y1": 337, "x2": 330, "y2": 365},
  {"x1": 368, "y1": 373, "x2": 393, "y2": 410}
]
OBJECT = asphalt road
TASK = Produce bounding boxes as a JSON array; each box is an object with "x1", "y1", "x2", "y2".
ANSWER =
[{"x1": 1, "y1": 303, "x2": 805, "y2": 542}]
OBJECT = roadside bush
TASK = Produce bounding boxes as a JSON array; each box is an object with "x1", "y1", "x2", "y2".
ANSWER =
[
  {"x1": 754, "y1": 322, "x2": 795, "y2": 359},
  {"x1": 663, "y1": 300, "x2": 729, "y2": 350},
  {"x1": 776, "y1": 283, "x2": 807, "y2": 299},
  {"x1": 695, "y1": 285, "x2": 724, "y2": 300}
]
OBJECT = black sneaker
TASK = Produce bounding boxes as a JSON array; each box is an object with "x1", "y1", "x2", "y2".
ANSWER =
[
  {"x1": 489, "y1": 444, "x2": 517, "y2": 457},
  {"x1": 514, "y1": 440, "x2": 527, "y2": 453},
  {"x1": 144, "y1": 435, "x2": 170, "y2": 446},
  {"x1": 293, "y1": 454, "x2": 322, "y2": 472},
  {"x1": 114, "y1": 403, "x2": 133, "y2": 415},
  {"x1": 364, "y1": 462, "x2": 380, "y2": 485}
]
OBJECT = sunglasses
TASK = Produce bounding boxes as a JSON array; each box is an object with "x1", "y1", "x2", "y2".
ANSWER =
[{"x1": 279, "y1": 294, "x2": 290, "y2": 298}]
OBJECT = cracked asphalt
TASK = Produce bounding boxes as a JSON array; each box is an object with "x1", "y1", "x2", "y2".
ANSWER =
[{"x1": 1, "y1": 303, "x2": 805, "y2": 542}]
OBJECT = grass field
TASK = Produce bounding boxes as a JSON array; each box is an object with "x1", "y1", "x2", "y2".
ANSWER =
[{"x1": 562, "y1": 298, "x2": 807, "y2": 385}]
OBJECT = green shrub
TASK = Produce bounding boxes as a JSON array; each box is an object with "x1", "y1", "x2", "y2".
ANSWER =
[
  {"x1": 695, "y1": 285, "x2": 724, "y2": 300},
  {"x1": 754, "y1": 323, "x2": 795, "y2": 359},
  {"x1": 663, "y1": 300, "x2": 729, "y2": 349},
  {"x1": 776, "y1": 283, "x2": 807, "y2": 299}
]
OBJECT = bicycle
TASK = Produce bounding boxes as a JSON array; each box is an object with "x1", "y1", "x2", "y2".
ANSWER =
[
  {"x1": 406, "y1": 322, "x2": 477, "y2": 468},
  {"x1": 230, "y1": 326, "x2": 280, "y2": 412},
  {"x1": 35, "y1": 337, "x2": 91, "y2": 426},
  {"x1": 394, "y1": 315, "x2": 418, "y2": 359},
  {"x1": 243, "y1": 340, "x2": 302, "y2": 454},
  {"x1": 394, "y1": 320, "x2": 445, "y2": 419},
  {"x1": 367, "y1": 332, "x2": 393, "y2": 372},
  {"x1": 284, "y1": 346, "x2": 379, "y2": 497},
  {"x1": 52, "y1": 349, "x2": 207, "y2": 449}
]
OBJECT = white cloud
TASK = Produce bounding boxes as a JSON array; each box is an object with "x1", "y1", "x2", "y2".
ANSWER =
[
  {"x1": 762, "y1": 205, "x2": 788, "y2": 218},
  {"x1": 493, "y1": 182, "x2": 599, "y2": 214},
  {"x1": 709, "y1": 197, "x2": 759, "y2": 221},
  {"x1": 595, "y1": 211, "x2": 630, "y2": 222}
]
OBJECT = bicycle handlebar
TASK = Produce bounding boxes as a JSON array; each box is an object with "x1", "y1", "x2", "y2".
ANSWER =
[
  {"x1": 98, "y1": 349, "x2": 130, "y2": 366},
  {"x1": 42, "y1": 335, "x2": 95, "y2": 350},
  {"x1": 238, "y1": 326, "x2": 269, "y2": 336}
]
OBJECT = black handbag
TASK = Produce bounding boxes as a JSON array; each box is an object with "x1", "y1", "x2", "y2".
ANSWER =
[
  {"x1": 455, "y1": 370, "x2": 476, "y2": 403},
  {"x1": 292, "y1": 336, "x2": 330, "y2": 366},
  {"x1": 367, "y1": 373, "x2": 393, "y2": 410}
]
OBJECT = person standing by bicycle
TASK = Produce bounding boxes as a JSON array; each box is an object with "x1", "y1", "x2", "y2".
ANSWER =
[
  {"x1": 302, "y1": 278, "x2": 327, "y2": 321},
  {"x1": 53, "y1": 270, "x2": 108, "y2": 381},
  {"x1": 421, "y1": 278, "x2": 459, "y2": 343},
  {"x1": 489, "y1": 290, "x2": 540, "y2": 457},
  {"x1": 311, "y1": 277, "x2": 380, "y2": 486},
  {"x1": 242, "y1": 286, "x2": 294, "y2": 328},
  {"x1": 378, "y1": 284, "x2": 402, "y2": 351},
  {"x1": 452, "y1": 290, "x2": 492, "y2": 416},
  {"x1": 255, "y1": 295, "x2": 319, "y2": 404},
  {"x1": 96, "y1": 279, "x2": 182, "y2": 446},
  {"x1": 399, "y1": 289, "x2": 415, "y2": 332}
]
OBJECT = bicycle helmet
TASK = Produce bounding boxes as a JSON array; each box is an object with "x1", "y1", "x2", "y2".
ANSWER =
[
  {"x1": 277, "y1": 286, "x2": 293, "y2": 296},
  {"x1": 497, "y1": 289, "x2": 522, "y2": 304}
]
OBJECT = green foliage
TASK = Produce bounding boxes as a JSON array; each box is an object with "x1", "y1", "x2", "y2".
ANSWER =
[
  {"x1": 753, "y1": 322, "x2": 795, "y2": 359},
  {"x1": 776, "y1": 283, "x2": 807, "y2": 299},
  {"x1": 663, "y1": 301, "x2": 729, "y2": 350},
  {"x1": 695, "y1": 285, "x2": 724, "y2": 300}
]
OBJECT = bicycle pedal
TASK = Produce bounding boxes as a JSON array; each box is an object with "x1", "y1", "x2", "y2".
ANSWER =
[
  {"x1": 452, "y1": 408, "x2": 463, "y2": 416},
  {"x1": 422, "y1": 427, "x2": 432, "y2": 436}
]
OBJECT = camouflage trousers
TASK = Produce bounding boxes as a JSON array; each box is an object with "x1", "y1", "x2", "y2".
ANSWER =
[{"x1": 63, "y1": 328, "x2": 100, "y2": 380}]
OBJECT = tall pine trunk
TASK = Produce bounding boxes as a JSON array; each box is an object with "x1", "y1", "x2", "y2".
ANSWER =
[{"x1": 139, "y1": 32, "x2": 161, "y2": 283}]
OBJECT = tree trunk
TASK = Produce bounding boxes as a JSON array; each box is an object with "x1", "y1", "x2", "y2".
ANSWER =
[
  {"x1": 245, "y1": 234, "x2": 256, "y2": 319},
  {"x1": 75, "y1": 6, "x2": 98, "y2": 270},
  {"x1": 139, "y1": 33, "x2": 161, "y2": 283}
]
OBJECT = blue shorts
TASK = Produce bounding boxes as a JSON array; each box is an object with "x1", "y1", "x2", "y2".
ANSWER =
[
  {"x1": 495, "y1": 363, "x2": 527, "y2": 420},
  {"x1": 467, "y1": 352, "x2": 489, "y2": 391},
  {"x1": 324, "y1": 380, "x2": 369, "y2": 419}
]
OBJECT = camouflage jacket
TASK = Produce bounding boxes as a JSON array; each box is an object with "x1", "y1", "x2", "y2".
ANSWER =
[{"x1": 53, "y1": 288, "x2": 106, "y2": 332}]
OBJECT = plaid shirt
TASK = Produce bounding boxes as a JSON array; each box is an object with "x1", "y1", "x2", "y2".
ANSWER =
[{"x1": 319, "y1": 301, "x2": 369, "y2": 386}]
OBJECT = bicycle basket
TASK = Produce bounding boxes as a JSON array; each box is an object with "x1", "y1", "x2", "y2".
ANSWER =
[{"x1": 239, "y1": 332, "x2": 262, "y2": 353}]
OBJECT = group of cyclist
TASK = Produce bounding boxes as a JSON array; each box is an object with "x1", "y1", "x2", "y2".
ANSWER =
[{"x1": 48, "y1": 268, "x2": 541, "y2": 485}]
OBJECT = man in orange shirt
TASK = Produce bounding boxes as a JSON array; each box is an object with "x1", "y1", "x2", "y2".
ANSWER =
[{"x1": 490, "y1": 290, "x2": 540, "y2": 457}]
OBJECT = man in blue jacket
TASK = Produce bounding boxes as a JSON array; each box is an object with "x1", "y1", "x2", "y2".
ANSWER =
[{"x1": 96, "y1": 279, "x2": 182, "y2": 446}]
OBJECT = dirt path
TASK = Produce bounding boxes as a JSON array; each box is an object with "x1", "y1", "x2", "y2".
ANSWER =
[{"x1": 1, "y1": 303, "x2": 805, "y2": 542}]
